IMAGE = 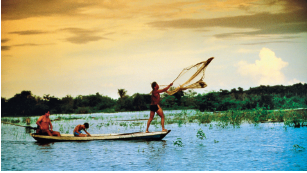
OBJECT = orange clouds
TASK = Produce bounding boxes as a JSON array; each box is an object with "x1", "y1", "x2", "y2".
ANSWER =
[{"x1": 1, "y1": 0, "x2": 306, "y2": 99}]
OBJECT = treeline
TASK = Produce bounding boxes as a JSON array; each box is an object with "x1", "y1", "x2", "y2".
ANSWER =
[{"x1": 1, "y1": 83, "x2": 307, "y2": 117}]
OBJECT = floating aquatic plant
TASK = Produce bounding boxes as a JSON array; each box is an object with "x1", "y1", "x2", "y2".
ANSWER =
[
  {"x1": 196, "y1": 128, "x2": 206, "y2": 140},
  {"x1": 173, "y1": 138, "x2": 183, "y2": 147},
  {"x1": 293, "y1": 144, "x2": 305, "y2": 151},
  {"x1": 209, "y1": 124, "x2": 213, "y2": 130},
  {"x1": 119, "y1": 122, "x2": 128, "y2": 127}
]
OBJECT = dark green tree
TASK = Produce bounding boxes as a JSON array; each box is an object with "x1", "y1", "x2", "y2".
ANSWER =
[
  {"x1": 61, "y1": 95, "x2": 74, "y2": 113},
  {"x1": 5, "y1": 91, "x2": 37, "y2": 116},
  {"x1": 118, "y1": 89, "x2": 127, "y2": 99},
  {"x1": 132, "y1": 93, "x2": 147, "y2": 111}
]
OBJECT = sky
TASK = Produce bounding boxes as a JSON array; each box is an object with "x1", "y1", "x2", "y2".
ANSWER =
[{"x1": 1, "y1": 0, "x2": 307, "y2": 99}]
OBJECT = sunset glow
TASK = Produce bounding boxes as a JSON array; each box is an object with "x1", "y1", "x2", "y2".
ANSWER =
[{"x1": 2, "y1": 0, "x2": 307, "y2": 99}]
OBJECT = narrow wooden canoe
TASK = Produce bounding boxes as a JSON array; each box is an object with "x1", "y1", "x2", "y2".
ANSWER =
[{"x1": 30, "y1": 130, "x2": 171, "y2": 142}]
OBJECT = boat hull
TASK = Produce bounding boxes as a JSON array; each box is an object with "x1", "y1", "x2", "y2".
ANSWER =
[{"x1": 30, "y1": 130, "x2": 171, "y2": 142}]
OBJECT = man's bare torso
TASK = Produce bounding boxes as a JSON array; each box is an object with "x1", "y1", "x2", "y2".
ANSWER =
[{"x1": 38, "y1": 116, "x2": 50, "y2": 130}]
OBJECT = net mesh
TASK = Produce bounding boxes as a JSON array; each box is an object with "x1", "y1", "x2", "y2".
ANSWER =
[{"x1": 166, "y1": 57, "x2": 214, "y2": 95}]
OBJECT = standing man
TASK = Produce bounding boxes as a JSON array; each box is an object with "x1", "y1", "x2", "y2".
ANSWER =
[
  {"x1": 146, "y1": 82, "x2": 173, "y2": 133},
  {"x1": 36, "y1": 111, "x2": 61, "y2": 136}
]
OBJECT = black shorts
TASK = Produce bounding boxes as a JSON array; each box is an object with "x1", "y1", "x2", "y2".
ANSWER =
[{"x1": 150, "y1": 105, "x2": 159, "y2": 112}]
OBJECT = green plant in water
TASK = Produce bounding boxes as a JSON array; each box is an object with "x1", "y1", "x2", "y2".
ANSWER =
[
  {"x1": 130, "y1": 121, "x2": 143, "y2": 127},
  {"x1": 216, "y1": 121, "x2": 229, "y2": 128},
  {"x1": 151, "y1": 119, "x2": 160, "y2": 125},
  {"x1": 173, "y1": 138, "x2": 183, "y2": 147},
  {"x1": 104, "y1": 122, "x2": 110, "y2": 127},
  {"x1": 293, "y1": 144, "x2": 305, "y2": 151},
  {"x1": 178, "y1": 119, "x2": 184, "y2": 127},
  {"x1": 197, "y1": 113, "x2": 212, "y2": 124},
  {"x1": 11, "y1": 119, "x2": 21, "y2": 124},
  {"x1": 214, "y1": 139, "x2": 219, "y2": 143},
  {"x1": 283, "y1": 110, "x2": 306, "y2": 128},
  {"x1": 209, "y1": 124, "x2": 213, "y2": 129},
  {"x1": 228, "y1": 110, "x2": 243, "y2": 127},
  {"x1": 59, "y1": 124, "x2": 64, "y2": 133},
  {"x1": 119, "y1": 122, "x2": 128, "y2": 127},
  {"x1": 165, "y1": 117, "x2": 176, "y2": 124},
  {"x1": 196, "y1": 128, "x2": 206, "y2": 140}
]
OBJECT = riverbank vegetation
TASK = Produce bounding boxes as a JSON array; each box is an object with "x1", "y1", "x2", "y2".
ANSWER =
[
  {"x1": 2, "y1": 107, "x2": 306, "y2": 133},
  {"x1": 1, "y1": 83, "x2": 307, "y2": 117},
  {"x1": 145, "y1": 107, "x2": 306, "y2": 128}
]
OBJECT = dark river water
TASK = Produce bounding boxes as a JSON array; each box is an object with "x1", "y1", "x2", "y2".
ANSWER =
[{"x1": 1, "y1": 110, "x2": 307, "y2": 171}]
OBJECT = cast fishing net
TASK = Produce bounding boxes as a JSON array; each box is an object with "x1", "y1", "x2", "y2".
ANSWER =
[{"x1": 165, "y1": 57, "x2": 214, "y2": 95}]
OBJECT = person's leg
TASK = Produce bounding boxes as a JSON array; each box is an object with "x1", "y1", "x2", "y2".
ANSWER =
[
  {"x1": 42, "y1": 129, "x2": 53, "y2": 136},
  {"x1": 146, "y1": 111, "x2": 155, "y2": 132},
  {"x1": 36, "y1": 127, "x2": 41, "y2": 134},
  {"x1": 74, "y1": 131, "x2": 87, "y2": 137},
  {"x1": 74, "y1": 131, "x2": 80, "y2": 137},
  {"x1": 75, "y1": 133, "x2": 87, "y2": 137},
  {"x1": 156, "y1": 105, "x2": 167, "y2": 132},
  {"x1": 51, "y1": 131, "x2": 61, "y2": 137}
]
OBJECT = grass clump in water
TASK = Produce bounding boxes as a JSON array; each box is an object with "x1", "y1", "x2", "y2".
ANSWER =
[
  {"x1": 187, "y1": 111, "x2": 212, "y2": 124},
  {"x1": 212, "y1": 107, "x2": 307, "y2": 128},
  {"x1": 119, "y1": 122, "x2": 128, "y2": 127},
  {"x1": 293, "y1": 144, "x2": 305, "y2": 151},
  {"x1": 196, "y1": 128, "x2": 206, "y2": 140},
  {"x1": 283, "y1": 110, "x2": 307, "y2": 128},
  {"x1": 173, "y1": 138, "x2": 183, "y2": 147}
]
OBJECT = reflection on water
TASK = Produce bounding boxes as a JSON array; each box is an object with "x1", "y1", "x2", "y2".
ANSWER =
[
  {"x1": 1, "y1": 111, "x2": 307, "y2": 171},
  {"x1": 34, "y1": 142, "x2": 55, "y2": 147}
]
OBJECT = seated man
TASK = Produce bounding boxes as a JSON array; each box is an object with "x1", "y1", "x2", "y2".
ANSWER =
[
  {"x1": 36, "y1": 111, "x2": 61, "y2": 136},
  {"x1": 73, "y1": 123, "x2": 91, "y2": 137}
]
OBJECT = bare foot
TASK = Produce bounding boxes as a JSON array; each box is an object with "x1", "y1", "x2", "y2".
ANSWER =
[
  {"x1": 162, "y1": 129, "x2": 168, "y2": 132},
  {"x1": 146, "y1": 130, "x2": 150, "y2": 133}
]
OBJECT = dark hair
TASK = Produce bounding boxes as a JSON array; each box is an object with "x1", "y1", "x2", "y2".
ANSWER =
[
  {"x1": 151, "y1": 81, "x2": 157, "y2": 90},
  {"x1": 43, "y1": 110, "x2": 50, "y2": 114},
  {"x1": 84, "y1": 123, "x2": 89, "y2": 128}
]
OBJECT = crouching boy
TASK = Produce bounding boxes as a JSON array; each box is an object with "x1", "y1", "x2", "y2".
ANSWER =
[{"x1": 73, "y1": 123, "x2": 91, "y2": 137}]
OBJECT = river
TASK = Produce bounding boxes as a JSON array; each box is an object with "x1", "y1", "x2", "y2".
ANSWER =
[{"x1": 1, "y1": 110, "x2": 306, "y2": 171}]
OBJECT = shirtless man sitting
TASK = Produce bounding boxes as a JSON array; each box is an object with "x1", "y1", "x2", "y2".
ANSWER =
[
  {"x1": 36, "y1": 111, "x2": 61, "y2": 136},
  {"x1": 73, "y1": 123, "x2": 91, "y2": 137}
]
